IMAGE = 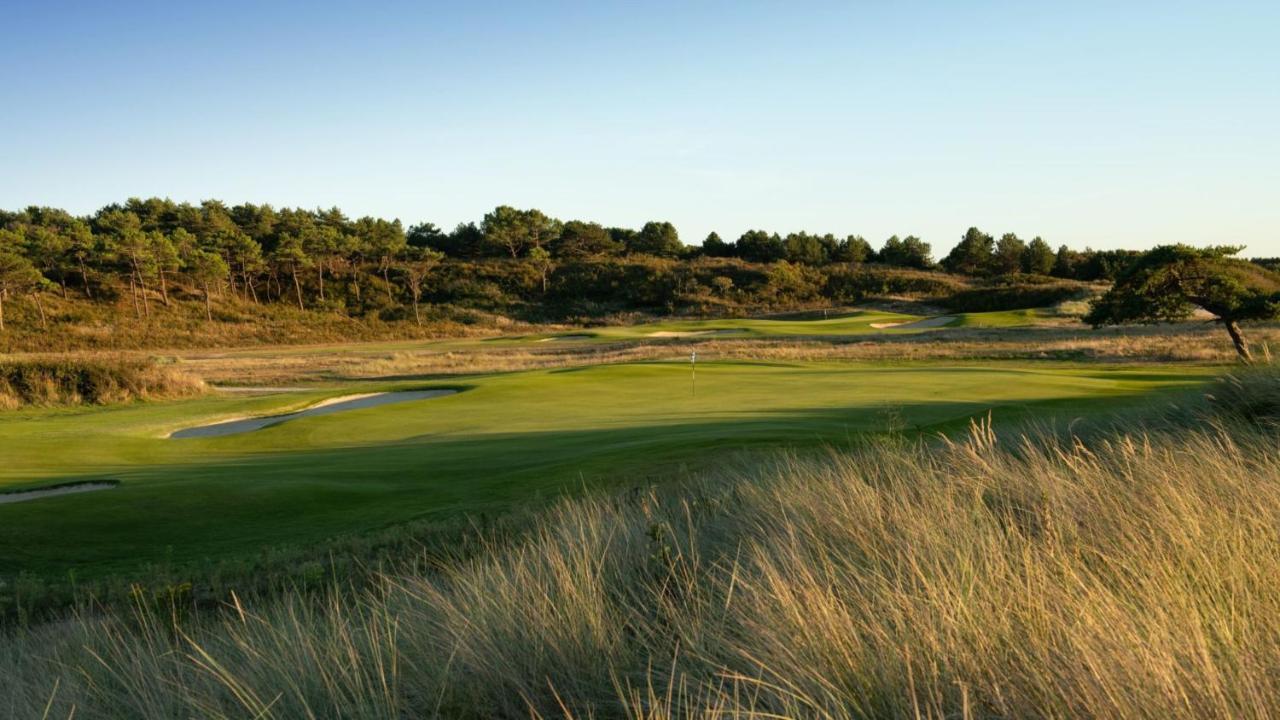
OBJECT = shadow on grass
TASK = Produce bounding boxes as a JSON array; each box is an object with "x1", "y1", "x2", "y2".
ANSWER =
[{"x1": 0, "y1": 382, "x2": 1206, "y2": 582}]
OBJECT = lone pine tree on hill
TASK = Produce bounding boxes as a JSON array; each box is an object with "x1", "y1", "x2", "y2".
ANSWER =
[{"x1": 1085, "y1": 245, "x2": 1280, "y2": 362}]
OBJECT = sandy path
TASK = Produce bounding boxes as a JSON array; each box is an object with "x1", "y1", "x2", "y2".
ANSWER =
[
  {"x1": 870, "y1": 316, "x2": 956, "y2": 330},
  {"x1": 170, "y1": 389, "x2": 457, "y2": 439},
  {"x1": 0, "y1": 482, "x2": 117, "y2": 505}
]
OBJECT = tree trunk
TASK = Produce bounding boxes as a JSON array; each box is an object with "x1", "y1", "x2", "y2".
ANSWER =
[
  {"x1": 317, "y1": 265, "x2": 325, "y2": 301},
  {"x1": 33, "y1": 292, "x2": 47, "y2": 329},
  {"x1": 0, "y1": 291, "x2": 5, "y2": 331},
  {"x1": 412, "y1": 293, "x2": 422, "y2": 325},
  {"x1": 203, "y1": 282, "x2": 213, "y2": 321},
  {"x1": 138, "y1": 272, "x2": 151, "y2": 319},
  {"x1": 79, "y1": 259, "x2": 93, "y2": 298},
  {"x1": 158, "y1": 269, "x2": 170, "y2": 306},
  {"x1": 291, "y1": 267, "x2": 305, "y2": 310},
  {"x1": 129, "y1": 276, "x2": 141, "y2": 319},
  {"x1": 1224, "y1": 319, "x2": 1253, "y2": 363},
  {"x1": 383, "y1": 262, "x2": 394, "y2": 303}
]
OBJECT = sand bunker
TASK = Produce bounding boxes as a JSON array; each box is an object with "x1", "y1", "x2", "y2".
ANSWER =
[
  {"x1": 647, "y1": 329, "x2": 739, "y2": 338},
  {"x1": 169, "y1": 389, "x2": 457, "y2": 439},
  {"x1": 0, "y1": 481, "x2": 117, "y2": 505},
  {"x1": 537, "y1": 334, "x2": 593, "y2": 342},
  {"x1": 870, "y1": 316, "x2": 956, "y2": 330}
]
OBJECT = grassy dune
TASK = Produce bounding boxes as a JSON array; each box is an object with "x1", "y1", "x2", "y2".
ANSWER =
[
  {"x1": 2, "y1": 371, "x2": 1277, "y2": 718},
  {"x1": 0, "y1": 361, "x2": 1207, "y2": 582}
]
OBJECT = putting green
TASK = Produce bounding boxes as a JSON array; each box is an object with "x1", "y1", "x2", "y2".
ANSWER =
[{"x1": 0, "y1": 361, "x2": 1208, "y2": 579}]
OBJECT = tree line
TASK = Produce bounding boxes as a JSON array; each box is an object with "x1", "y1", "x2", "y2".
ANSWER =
[{"x1": 0, "y1": 197, "x2": 1198, "y2": 330}]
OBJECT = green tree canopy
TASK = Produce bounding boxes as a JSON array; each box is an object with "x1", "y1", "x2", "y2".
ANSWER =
[
  {"x1": 879, "y1": 235, "x2": 932, "y2": 269},
  {"x1": 0, "y1": 249, "x2": 44, "y2": 331},
  {"x1": 736, "y1": 230, "x2": 785, "y2": 263},
  {"x1": 701, "y1": 232, "x2": 734, "y2": 258},
  {"x1": 1085, "y1": 245, "x2": 1280, "y2": 362},
  {"x1": 482, "y1": 206, "x2": 561, "y2": 258},
  {"x1": 833, "y1": 235, "x2": 873, "y2": 264},
  {"x1": 400, "y1": 247, "x2": 445, "y2": 325},
  {"x1": 993, "y1": 233, "x2": 1026, "y2": 275},
  {"x1": 187, "y1": 249, "x2": 229, "y2": 321},
  {"x1": 1023, "y1": 237, "x2": 1055, "y2": 275},
  {"x1": 630, "y1": 221, "x2": 683, "y2": 258},
  {"x1": 554, "y1": 220, "x2": 620, "y2": 257},
  {"x1": 942, "y1": 227, "x2": 994, "y2": 275},
  {"x1": 784, "y1": 232, "x2": 828, "y2": 266}
]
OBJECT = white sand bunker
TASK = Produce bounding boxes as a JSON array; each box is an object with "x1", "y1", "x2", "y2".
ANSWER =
[
  {"x1": 870, "y1": 316, "x2": 956, "y2": 330},
  {"x1": 648, "y1": 329, "x2": 739, "y2": 338},
  {"x1": 0, "y1": 481, "x2": 117, "y2": 505},
  {"x1": 170, "y1": 390, "x2": 457, "y2": 439},
  {"x1": 538, "y1": 334, "x2": 593, "y2": 342}
]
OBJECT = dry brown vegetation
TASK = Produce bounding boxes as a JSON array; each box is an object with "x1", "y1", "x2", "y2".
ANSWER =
[
  {"x1": 0, "y1": 358, "x2": 205, "y2": 409},
  {"x1": 3, "y1": 371, "x2": 1280, "y2": 718},
  {"x1": 0, "y1": 291, "x2": 535, "y2": 354},
  {"x1": 153, "y1": 321, "x2": 1280, "y2": 386}
]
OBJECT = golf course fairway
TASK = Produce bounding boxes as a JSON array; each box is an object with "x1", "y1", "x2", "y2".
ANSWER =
[{"x1": 0, "y1": 361, "x2": 1209, "y2": 579}]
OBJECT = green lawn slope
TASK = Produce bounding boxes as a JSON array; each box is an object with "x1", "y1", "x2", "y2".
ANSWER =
[{"x1": 0, "y1": 360, "x2": 1209, "y2": 580}]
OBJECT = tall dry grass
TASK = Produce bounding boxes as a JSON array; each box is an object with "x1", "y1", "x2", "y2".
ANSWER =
[
  {"x1": 0, "y1": 358, "x2": 205, "y2": 409},
  {"x1": 4, "y1": 372, "x2": 1280, "y2": 718}
]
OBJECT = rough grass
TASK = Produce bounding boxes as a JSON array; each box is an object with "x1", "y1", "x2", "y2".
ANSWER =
[
  {"x1": 0, "y1": 358, "x2": 205, "y2": 409},
  {"x1": 0, "y1": 291, "x2": 532, "y2": 353},
  {"x1": 3, "y1": 371, "x2": 1279, "y2": 718}
]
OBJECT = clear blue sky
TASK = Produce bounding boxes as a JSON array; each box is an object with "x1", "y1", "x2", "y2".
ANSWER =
[{"x1": 3, "y1": 1, "x2": 1277, "y2": 256}]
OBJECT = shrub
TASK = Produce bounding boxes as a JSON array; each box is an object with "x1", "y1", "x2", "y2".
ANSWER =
[
  {"x1": 940, "y1": 281, "x2": 1089, "y2": 312},
  {"x1": 0, "y1": 358, "x2": 204, "y2": 408}
]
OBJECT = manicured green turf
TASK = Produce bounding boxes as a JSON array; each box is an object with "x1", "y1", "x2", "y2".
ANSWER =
[
  {"x1": 948, "y1": 308, "x2": 1056, "y2": 328},
  {"x1": 507, "y1": 307, "x2": 1068, "y2": 343},
  {"x1": 0, "y1": 361, "x2": 1209, "y2": 580},
  {"x1": 168, "y1": 306, "x2": 1070, "y2": 363}
]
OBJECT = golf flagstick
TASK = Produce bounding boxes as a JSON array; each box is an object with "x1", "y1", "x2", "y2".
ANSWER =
[{"x1": 691, "y1": 350, "x2": 696, "y2": 397}]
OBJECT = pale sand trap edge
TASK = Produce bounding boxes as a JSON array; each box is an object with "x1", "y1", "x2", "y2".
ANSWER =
[
  {"x1": 167, "y1": 389, "x2": 458, "y2": 439},
  {"x1": 163, "y1": 393, "x2": 377, "y2": 437},
  {"x1": 306, "y1": 393, "x2": 382, "y2": 411},
  {"x1": 871, "y1": 316, "x2": 956, "y2": 330},
  {"x1": 0, "y1": 482, "x2": 116, "y2": 505},
  {"x1": 537, "y1": 334, "x2": 593, "y2": 342}
]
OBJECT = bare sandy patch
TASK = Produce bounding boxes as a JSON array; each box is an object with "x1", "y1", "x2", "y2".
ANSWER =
[
  {"x1": 0, "y1": 481, "x2": 117, "y2": 505},
  {"x1": 537, "y1": 334, "x2": 593, "y2": 342},
  {"x1": 169, "y1": 389, "x2": 457, "y2": 439}
]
